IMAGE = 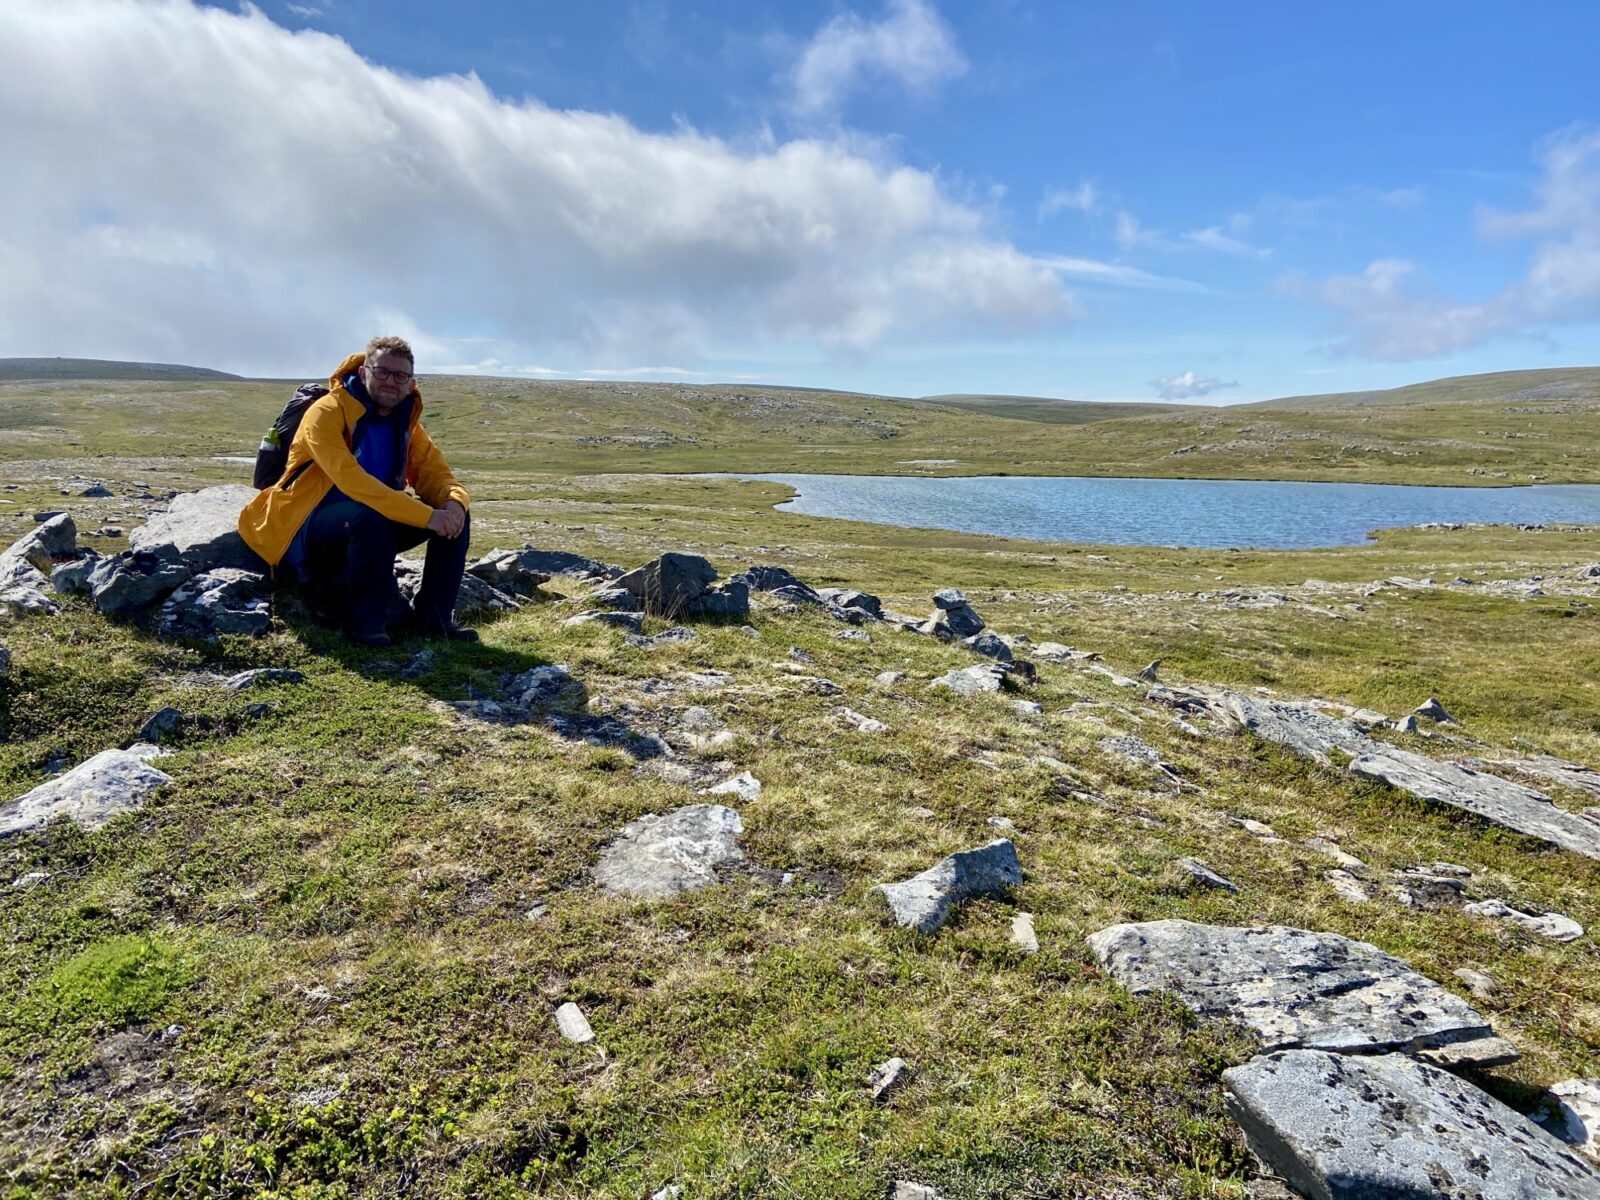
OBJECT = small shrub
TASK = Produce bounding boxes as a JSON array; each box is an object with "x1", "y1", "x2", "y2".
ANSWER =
[{"x1": 43, "y1": 933, "x2": 192, "y2": 1025}]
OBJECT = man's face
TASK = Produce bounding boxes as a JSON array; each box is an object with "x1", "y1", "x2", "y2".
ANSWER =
[{"x1": 361, "y1": 351, "x2": 413, "y2": 408}]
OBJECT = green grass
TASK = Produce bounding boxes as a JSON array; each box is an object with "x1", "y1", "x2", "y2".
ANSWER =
[{"x1": 1, "y1": 370, "x2": 1600, "y2": 1196}]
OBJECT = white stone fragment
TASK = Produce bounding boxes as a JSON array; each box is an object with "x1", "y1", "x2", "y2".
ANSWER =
[{"x1": 555, "y1": 1002, "x2": 595, "y2": 1043}]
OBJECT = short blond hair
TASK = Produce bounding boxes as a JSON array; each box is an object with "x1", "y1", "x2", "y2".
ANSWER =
[{"x1": 364, "y1": 335, "x2": 414, "y2": 368}]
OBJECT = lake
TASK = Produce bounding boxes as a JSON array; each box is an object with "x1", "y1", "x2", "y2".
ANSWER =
[{"x1": 705, "y1": 473, "x2": 1600, "y2": 549}]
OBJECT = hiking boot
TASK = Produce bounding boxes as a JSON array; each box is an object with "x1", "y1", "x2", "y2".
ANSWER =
[
  {"x1": 409, "y1": 613, "x2": 479, "y2": 642},
  {"x1": 346, "y1": 627, "x2": 392, "y2": 648}
]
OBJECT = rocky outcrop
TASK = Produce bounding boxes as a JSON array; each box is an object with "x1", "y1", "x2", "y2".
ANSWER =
[
  {"x1": 593, "y1": 804, "x2": 745, "y2": 898},
  {"x1": 1087, "y1": 920, "x2": 1511, "y2": 1063},
  {"x1": 617, "y1": 553, "x2": 749, "y2": 618},
  {"x1": 159, "y1": 568, "x2": 270, "y2": 638},
  {"x1": 0, "y1": 513, "x2": 77, "y2": 575},
  {"x1": 466, "y1": 548, "x2": 554, "y2": 597},
  {"x1": 395, "y1": 560, "x2": 520, "y2": 623},
  {"x1": 1, "y1": 748, "x2": 173, "y2": 835},
  {"x1": 871, "y1": 839, "x2": 1022, "y2": 933},
  {"x1": 930, "y1": 663, "x2": 1008, "y2": 696},
  {"x1": 1224, "y1": 1050, "x2": 1600, "y2": 1200},
  {"x1": 129, "y1": 484, "x2": 260, "y2": 571},
  {"x1": 88, "y1": 549, "x2": 192, "y2": 615}
]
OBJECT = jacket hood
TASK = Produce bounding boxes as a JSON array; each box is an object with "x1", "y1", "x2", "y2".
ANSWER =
[{"x1": 328, "y1": 351, "x2": 424, "y2": 423}]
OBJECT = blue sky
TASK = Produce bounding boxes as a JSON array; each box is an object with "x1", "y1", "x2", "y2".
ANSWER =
[{"x1": 3, "y1": 1, "x2": 1599, "y2": 401}]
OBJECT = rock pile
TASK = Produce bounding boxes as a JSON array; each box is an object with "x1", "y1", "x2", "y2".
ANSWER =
[{"x1": 615, "y1": 552, "x2": 748, "y2": 618}]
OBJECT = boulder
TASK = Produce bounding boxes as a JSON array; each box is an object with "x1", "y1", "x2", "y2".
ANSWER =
[
  {"x1": 0, "y1": 560, "x2": 60, "y2": 619},
  {"x1": 616, "y1": 552, "x2": 718, "y2": 616},
  {"x1": 920, "y1": 592, "x2": 985, "y2": 639},
  {"x1": 584, "y1": 585, "x2": 643, "y2": 612},
  {"x1": 1, "y1": 749, "x2": 173, "y2": 835},
  {"x1": 159, "y1": 568, "x2": 270, "y2": 638},
  {"x1": 593, "y1": 804, "x2": 745, "y2": 898},
  {"x1": 129, "y1": 485, "x2": 259, "y2": 571},
  {"x1": 1175, "y1": 857, "x2": 1238, "y2": 892},
  {"x1": 731, "y1": 565, "x2": 819, "y2": 600},
  {"x1": 683, "y1": 580, "x2": 750, "y2": 618},
  {"x1": 931, "y1": 663, "x2": 1008, "y2": 696},
  {"x1": 1087, "y1": 920, "x2": 1511, "y2": 1063},
  {"x1": 88, "y1": 549, "x2": 192, "y2": 615},
  {"x1": 478, "y1": 546, "x2": 620, "y2": 580},
  {"x1": 960, "y1": 630, "x2": 1012, "y2": 661},
  {"x1": 0, "y1": 512, "x2": 77, "y2": 574},
  {"x1": 700, "y1": 771, "x2": 762, "y2": 802},
  {"x1": 1543, "y1": 1079, "x2": 1600, "y2": 1163},
  {"x1": 931, "y1": 587, "x2": 969, "y2": 610},
  {"x1": 817, "y1": 587, "x2": 881, "y2": 618},
  {"x1": 49, "y1": 551, "x2": 102, "y2": 594},
  {"x1": 394, "y1": 560, "x2": 519, "y2": 623},
  {"x1": 1224, "y1": 1050, "x2": 1600, "y2": 1200},
  {"x1": 466, "y1": 548, "x2": 553, "y2": 598},
  {"x1": 871, "y1": 838, "x2": 1022, "y2": 934},
  {"x1": 1414, "y1": 696, "x2": 1458, "y2": 723},
  {"x1": 506, "y1": 664, "x2": 582, "y2": 712}
]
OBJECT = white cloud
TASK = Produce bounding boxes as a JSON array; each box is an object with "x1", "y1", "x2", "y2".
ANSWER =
[
  {"x1": 1039, "y1": 181, "x2": 1098, "y2": 219},
  {"x1": 1116, "y1": 209, "x2": 1267, "y2": 257},
  {"x1": 1285, "y1": 127, "x2": 1600, "y2": 360},
  {"x1": 787, "y1": 0, "x2": 966, "y2": 117},
  {"x1": 1036, "y1": 256, "x2": 1208, "y2": 294},
  {"x1": 1150, "y1": 371, "x2": 1238, "y2": 401},
  {"x1": 0, "y1": 0, "x2": 1065, "y2": 375}
]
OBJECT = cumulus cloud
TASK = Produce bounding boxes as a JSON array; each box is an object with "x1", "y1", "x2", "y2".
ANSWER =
[
  {"x1": 1151, "y1": 371, "x2": 1238, "y2": 401},
  {"x1": 1284, "y1": 127, "x2": 1600, "y2": 360},
  {"x1": 786, "y1": 0, "x2": 966, "y2": 117},
  {"x1": 0, "y1": 0, "x2": 1068, "y2": 375}
]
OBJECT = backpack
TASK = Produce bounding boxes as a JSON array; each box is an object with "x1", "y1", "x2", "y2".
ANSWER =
[{"x1": 253, "y1": 383, "x2": 329, "y2": 489}]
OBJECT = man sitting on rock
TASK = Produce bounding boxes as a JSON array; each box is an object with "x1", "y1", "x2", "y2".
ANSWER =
[{"x1": 238, "y1": 336, "x2": 476, "y2": 646}]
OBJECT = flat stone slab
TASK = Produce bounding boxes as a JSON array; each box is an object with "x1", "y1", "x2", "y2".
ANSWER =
[
  {"x1": 1351, "y1": 748, "x2": 1600, "y2": 862},
  {"x1": 130, "y1": 485, "x2": 259, "y2": 571},
  {"x1": 930, "y1": 663, "x2": 1007, "y2": 696},
  {"x1": 1087, "y1": 920, "x2": 1509, "y2": 1061},
  {"x1": 1224, "y1": 1049, "x2": 1600, "y2": 1199},
  {"x1": 1219, "y1": 692, "x2": 1378, "y2": 762},
  {"x1": 1465, "y1": 898, "x2": 1585, "y2": 942},
  {"x1": 871, "y1": 838, "x2": 1022, "y2": 933},
  {"x1": 593, "y1": 804, "x2": 744, "y2": 898},
  {"x1": 1, "y1": 749, "x2": 173, "y2": 835}
]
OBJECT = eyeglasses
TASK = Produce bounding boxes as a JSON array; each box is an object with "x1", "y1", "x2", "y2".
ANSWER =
[{"x1": 366, "y1": 364, "x2": 413, "y2": 383}]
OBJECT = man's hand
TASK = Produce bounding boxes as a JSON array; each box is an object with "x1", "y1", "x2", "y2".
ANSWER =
[{"x1": 428, "y1": 500, "x2": 466, "y2": 538}]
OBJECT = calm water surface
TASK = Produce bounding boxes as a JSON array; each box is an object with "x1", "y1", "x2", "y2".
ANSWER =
[{"x1": 707, "y1": 473, "x2": 1600, "y2": 549}]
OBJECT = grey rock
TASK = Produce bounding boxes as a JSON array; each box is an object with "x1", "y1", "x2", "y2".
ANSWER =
[
  {"x1": 920, "y1": 600, "x2": 985, "y2": 639},
  {"x1": 701, "y1": 771, "x2": 762, "y2": 801},
  {"x1": 1088, "y1": 920, "x2": 1509, "y2": 1061},
  {"x1": 593, "y1": 804, "x2": 745, "y2": 898},
  {"x1": 624, "y1": 626, "x2": 696, "y2": 650},
  {"x1": 931, "y1": 588, "x2": 969, "y2": 610},
  {"x1": 159, "y1": 568, "x2": 270, "y2": 638},
  {"x1": 223, "y1": 668, "x2": 305, "y2": 690},
  {"x1": 683, "y1": 580, "x2": 749, "y2": 618},
  {"x1": 817, "y1": 586, "x2": 882, "y2": 617},
  {"x1": 49, "y1": 551, "x2": 102, "y2": 594},
  {"x1": 395, "y1": 560, "x2": 519, "y2": 622},
  {"x1": 1350, "y1": 747, "x2": 1600, "y2": 862},
  {"x1": 840, "y1": 707, "x2": 887, "y2": 733},
  {"x1": 137, "y1": 706, "x2": 186, "y2": 743},
  {"x1": 1219, "y1": 692, "x2": 1377, "y2": 763},
  {"x1": 1325, "y1": 870, "x2": 1370, "y2": 903},
  {"x1": 555, "y1": 1002, "x2": 595, "y2": 1044},
  {"x1": 731, "y1": 565, "x2": 819, "y2": 599},
  {"x1": 1223, "y1": 1049, "x2": 1600, "y2": 1200},
  {"x1": 833, "y1": 627, "x2": 872, "y2": 642},
  {"x1": 486, "y1": 546, "x2": 620, "y2": 579},
  {"x1": 867, "y1": 1057, "x2": 910, "y2": 1103},
  {"x1": 1175, "y1": 856, "x2": 1238, "y2": 891},
  {"x1": 960, "y1": 630, "x2": 1013, "y2": 661},
  {"x1": 1464, "y1": 898, "x2": 1584, "y2": 941},
  {"x1": 616, "y1": 552, "x2": 718, "y2": 616},
  {"x1": 129, "y1": 485, "x2": 259, "y2": 571},
  {"x1": 401, "y1": 649, "x2": 436, "y2": 679},
  {"x1": 1136, "y1": 659, "x2": 1162, "y2": 681},
  {"x1": 1, "y1": 749, "x2": 173, "y2": 835},
  {"x1": 81, "y1": 484, "x2": 113, "y2": 498},
  {"x1": 874, "y1": 670, "x2": 906, "y2": 686},
  {"x1": 1414, "y1": 696, "x2": 1458, "y2": 723},
  {"x1": 871, "y1": 838, "x2": 1022, "y2": 934},
  {"x1": 564, "y1": 610, "x2": 645, "y2": 633},
  {"x1": 0, "y1": 560, "x2": 60, "y2": 619},
  {"x1": 0, "y1": 512, "x2": 77, "y2": 573},
  {"x1": 585, "y1": 586, "x2": 643, "y2": 612},
  {"x1": 0, "y1": 645, "x2": 9, "y2": 679},
  {"x1": 1489, "y1": 754, "x2": 1600, "y2": 800},
  {"x1": 98, "y1": 526, "x2": 123, "y2": 538},
  {"x1": 1011, "y1": 911, "x2": 1039, "y2": 953},
  {"x1": 930, "y1": 663, "x2": 1008, "y2": 696},
  {"x1": 1453, "y1": 967, "x2": 1496, "y2": 1000},
  {"x1": 891, "y1": 1185, "x2": 942, "y2": 1200},
  {"x1": 1542, "y1": 1080, "x2": 1600, "y2": 1163},
  {"x1": 507, "y1": 664, "x2": 582, "y2": 711},
  {"x1": 32, "y1": 510, "x2": 65, "y2": 522},
  {"x1": 88, "y1": 549, "x2": 192, "y2": 615},
  {"x1": 466, "y1": 547, "x2": 552, "y2": 597}
]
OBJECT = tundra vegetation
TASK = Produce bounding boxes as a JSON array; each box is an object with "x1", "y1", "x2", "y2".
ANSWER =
[{"x1": 1, "y1": 363, "x2": 1598, "y2": 1198}]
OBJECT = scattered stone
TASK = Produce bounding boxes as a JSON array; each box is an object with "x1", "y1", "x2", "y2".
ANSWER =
[
  {"x1": 1464, "y1": 898, "x2": 1584, "y2": 942},
  {"x1": 223, "y1": 668, "x2": 305, "y2": 690},
  {"x1": 685, "y1": 730, "x2": 736, "y2": 754},
  {"x1": 625, "y1": 626, "x2": 697, "y2": 650},
  {"x1": 11, "y1": 870, "x2": 51, "y2": 889},
  {"x1": 1393, "y1": 713, "x2": 1420, "y2": 734},
  {"x1": 1225, "y1": 1050, "x2": 1600, "y2": 1200},
  {"x1": 680, "y1": 706, "x2": 718, "y2": 730},
  {"x1": 817, "y1": 587, "x2": 882, "y2": 618},
  {"x1": 1088, "y1": 663, "x2": 1142, "y2": 688},
  {"x1": 1452, "y1": 967, "x2": 1496, "y2": 1000},
  {"x1": 490, "y1": 546, "x2": 620, "y2": 580},
  {"x1": 701, "y1": 771, "x2": 762, "y2": 802},
  {"x1": 1542, "y1": 1080, "x2": 1600, "y2": 1163},
  {"x1": 650, "y1": 1186, "x2": 683, "y2": 1200},
  {"x1": 555, "y1": 1002, "x2": 595, "y2": 1044},
  {"x1": 871, "y1": 838, "x2": 1022, "y2": 934},
  {"x1": 1012, "y1": 700, "x2": 1042, "y2": 716},
  {"x1": 32, "y1": 510, "x2": 65, "y2": 522},
  {"x1": 98, "y1": 526, "x2": 123, "y2": 538},
  {"x1": 931, "y1": 663, "x2": 1007, "y2": 696},
  {"x1": 1176, "y1": 857, "x2": 1238, "y2": 892},
  {"x1": 0, "y1": 512, "x2": 77, "y2": 574},
  {"x1": 87, "y1": 549, "x2": 192, "y2": 615},
  {"x1": 1011, "y1": 911, "x2": 1039, "y2": 953},
  {"x1": 0, "y1": 561, "x2": 60, "y2": 619},
  {"x1": 401, "y1": 649, "x2": 436, "y2": 679},
  {"x1": 129, "y1": 485, "x2": 259, "y2": 571},
  {"x1": 1099, "y1": 735, "x2": 1184, "y2": 787},
  {"x1": 616, "y1": 552, "x2": 719, "y2": 616},
  {"x1": 81, "y1": 484, "x2": 113, "y2": 498},
  {"x1": 396, "y1": 559, "x2": 519, "y2": 623},
  {"x1": 49, "y1": 551, "x2": 102, "y2": 594},
  {"x1": 1302, "y1": 836, "x2": 1367, "y2": 872},
  {"x1": 874, "y1": 670, "x2": 905, "y2": 686},
  {"x1": 137, "y1": 706, "x2": 187, "y2": 743},
  {"x1": 867, "y1": 1057, "x2": 910, "y2": 1104},
  {"x1": 1, "y1": 749, "x2": 173, "y2": 835},
  {"x1": 585, "y1": 585, "x2": 643, "y2": 612},
  {"x1": 788, "y1": 645, "x2": 813, "y2": 662},
  {"x1": 594, "y1": 804, "x2": 744, "y2": 898},
  {"x1": 159, "y1": 568, "x2": 270, "y2": 638},
  {"x1": 960, "y1": 630, "x2": 1012, "y2": 661},
  {"x1": 840, "y1": 707, "x2": 887, "y2": 733},
  {"x1": 903, "y1": 806, "x2": 936, "y2": 819},
  {"x1": 684, "y1": 580, "x2": 749, "y2": 617},
  {"x1": 506, "y1": 664, "x2": 582, "y2": 712},
  {"x1": 737, "y1": 624, "x2": 760, "y2": 639},
  {"x1": 1136, "y1": 660, "x2": 1161, "y2": 681},
  {"x1": 1414, "y1": 696, "x2": 1458, "y2": 723},
  {"x1": 1088, "y1": 920, "x2": 1511, "y2": 1061},
  {"x1": 986, "y1": 815, "x2": 1015, "y2": 830},
  {"x1": 465, "y1": 548, "x2": 553, "y2": 597},
  {"x1": 891, "y1": 1184, "x2": 942, "y2": 1200},
  {"x1": 832, "y1": 627, "x2": 872, "y2": 642},
  {"x1": 1218, "y1": 692, "x2": 1375, "y2": 763}
]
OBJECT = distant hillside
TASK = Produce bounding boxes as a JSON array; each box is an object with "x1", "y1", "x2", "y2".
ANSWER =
[
  {"x1": 0, "y1": 357, "x2": 241, "y2": 382},
  {"x1": 1249, "y1": 367, "x2": 1600, "y2": 410},
  {"x1": 918, "y1": 393, "x2": 1187, "y2": 424}
]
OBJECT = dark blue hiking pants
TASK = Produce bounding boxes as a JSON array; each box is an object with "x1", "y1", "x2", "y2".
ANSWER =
[{"x1": 305, "y1": 499, "x2": 469, "y2": 637}]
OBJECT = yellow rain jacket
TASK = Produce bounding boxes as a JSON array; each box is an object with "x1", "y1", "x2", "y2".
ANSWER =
[{"x1": 237, "y1": 352, "x2": 470, "y2": 568}]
